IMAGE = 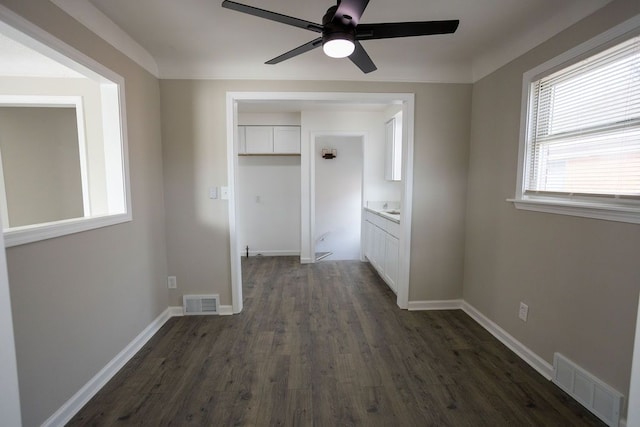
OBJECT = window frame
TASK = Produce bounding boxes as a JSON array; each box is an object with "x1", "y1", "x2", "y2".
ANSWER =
[
  {"x1": 510, "y1": 15, "x2": 640, "y2": 224},
  {"x1": 0, "y1": 8, "x2": 132, "y2": 247}
]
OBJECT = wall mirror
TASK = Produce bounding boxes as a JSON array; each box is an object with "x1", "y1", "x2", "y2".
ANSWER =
[{"x1": 0, "y1": 16, "x2": 130, "y2": 247}]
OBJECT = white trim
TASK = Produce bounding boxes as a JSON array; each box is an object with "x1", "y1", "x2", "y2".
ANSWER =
[
  {"x1": 218, "y1": 305, "x2": 234, "y2": 316},
  {"x1": 4, "y1": 213, "x2": 130, "y2": 247},
  {"x1": 407, "y1": 299, "x2": 463, "y2": 311},
  {"x1": 50, "y1": 0, "x2": 159, "y2": 77},
  {"x1": 462, "y1": 301, "x2": 554, "y2": 379},
  {"x1": 396, "y1": 95, "x2": 414, "y2": 309},
  {"x1": 226, "y1": 93, "x2": 243, "y2": 314},
  {"x1": 512, "y1": 15, "x2": 640, "y2": 225},
  {"x1": 41, "y1": 306, "x2": 180, "y2": 427},
  {"x1": 241, "y1": 250, "x2": 301, "y2": 257},
  {"x1": 0, "y1": 149, "x2": 9, "y2": 230},
  {"x1": 509, "y1": 198, "x2": 640, "y2": 225},
  {"x1": 167, "y1": 306, "x2": 184, "y2": 317},
  {"x1": 226, "y1": 92, "x2": 414, "y2": 315}
]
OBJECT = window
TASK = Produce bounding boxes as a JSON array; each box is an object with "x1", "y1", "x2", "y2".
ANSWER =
[
  {"x1": 0, "y1": 15, "x2": 131, "y2": 246},
  {"x1": 512, "y1": 18, "x2": 640, "y2": 224}
]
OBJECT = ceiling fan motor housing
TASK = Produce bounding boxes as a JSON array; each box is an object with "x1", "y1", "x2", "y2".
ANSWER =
[{"x1": 322, "y1": 5, "x2": 356, "y2": 47}]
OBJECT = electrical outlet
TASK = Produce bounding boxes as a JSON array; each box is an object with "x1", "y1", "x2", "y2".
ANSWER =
[
  {"x1": 519, "y1": 302, "x2": 529, "y2": 322},
  {"x1": 168, "y1": 276, "x2": 177, "y2": 289}
]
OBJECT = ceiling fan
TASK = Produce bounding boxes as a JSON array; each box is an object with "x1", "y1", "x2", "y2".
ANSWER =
[{"x1": 221, "y1": 0, "x2": 459, "y2": 73}]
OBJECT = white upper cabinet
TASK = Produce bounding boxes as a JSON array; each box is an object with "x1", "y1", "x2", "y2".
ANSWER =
[
  {"x1": 238, "y1": 125, "x2": 300, "y2": 155},
  {"x1": 273, "y1": 126, "x2": 301, "y2": 153},
  {"x1": 384, "y1": 111, "x2": 402, "y2": 181},
  {"x1": 245, "y1": 126, "x2": 273, "y2": 153}
]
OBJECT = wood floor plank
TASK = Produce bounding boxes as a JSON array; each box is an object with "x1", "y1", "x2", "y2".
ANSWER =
[{"x1": 68, "y1": 256, "x2": 605, "y2": 426}]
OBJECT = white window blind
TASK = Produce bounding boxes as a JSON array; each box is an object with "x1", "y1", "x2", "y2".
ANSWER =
[{"x1": 525, "y1": 35, "x2": 640, "y2": 198}]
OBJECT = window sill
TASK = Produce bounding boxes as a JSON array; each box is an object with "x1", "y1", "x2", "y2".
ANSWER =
[
  {"x1": 4, "y1": 213, "x2": 132, "y2": 248},
  {"x1": 507, "y1": 197, "x2": 640, "y2": 225}
]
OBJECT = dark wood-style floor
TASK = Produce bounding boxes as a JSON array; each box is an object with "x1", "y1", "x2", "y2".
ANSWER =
[{"x1": 69, "y1": 257, "x2": 604, "y2": 426}]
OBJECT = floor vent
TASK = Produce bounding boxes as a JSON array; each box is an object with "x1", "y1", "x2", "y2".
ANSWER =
[
  {"x1": 553, "y1": 353, "x2": 622, "y2": 427},
  {"x1": 182, "y1": 294, "x2": 219, "y2": 315}
]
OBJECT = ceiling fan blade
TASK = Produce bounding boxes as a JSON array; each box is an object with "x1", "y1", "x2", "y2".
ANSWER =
[
  {"x1": 265, "y1": 38, "x2": 323, "y2": 64},
  {"x1": 221, "y1": 1, "x2": 323, "y2": 33},
  {"x1": 357, "y1": 20, "x2": 459, "y2": 40},
  {"x1": 334, "y1": 0, "x2": 370, "y2": 26},
  {"x1": 349, "y1": 40, "x2": 377, "y2": 74}
]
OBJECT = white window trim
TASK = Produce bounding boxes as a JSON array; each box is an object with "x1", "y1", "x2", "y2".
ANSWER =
[
  {"x1": 510, "y1": 14, "x2": 640, "y2": 224},
  {"x1": 0, "y1": 5, "x2": 132, "y2": 247}
]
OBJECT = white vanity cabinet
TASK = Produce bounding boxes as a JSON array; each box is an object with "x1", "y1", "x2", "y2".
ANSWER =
[
  {"x1": 238, "y1": 125, "x2": 300, "y2": 155},
  {"x1": 364, "y1": 209, "x2": 400, "y2": 293}
]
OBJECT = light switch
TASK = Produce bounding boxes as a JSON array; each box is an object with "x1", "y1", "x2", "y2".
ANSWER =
[
  {"x1": 221, "y1": 186, "x2": 229, "y2": 200},
  {"x1": 208, "y1": 187, "x2": 218, "y2": 199}
]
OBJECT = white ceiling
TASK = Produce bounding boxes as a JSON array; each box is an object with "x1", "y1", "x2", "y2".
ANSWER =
[{"x1": 48, "y1": 0, "x2": 613, "y2": 83}]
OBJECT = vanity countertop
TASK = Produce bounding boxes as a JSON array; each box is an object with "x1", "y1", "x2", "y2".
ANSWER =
[{"x1": 364, "y1": 206, "x2": 400, "y2": 224}]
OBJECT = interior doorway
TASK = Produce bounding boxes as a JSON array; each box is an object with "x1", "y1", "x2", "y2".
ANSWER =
[
  {"x1": 226, "y1": 92, "x2": 415, "y2": 314},
  {"x1": 313, "y1": 135, "x2": 363, "y2": 261}
]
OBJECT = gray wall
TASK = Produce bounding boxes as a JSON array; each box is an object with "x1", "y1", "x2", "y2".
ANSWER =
[
  {"x1": 0, "y1": 1, "x2": 169, "y2": 426},
  {"x1": 464, "y1": 0, "x2": 640, "y2": 414},
  {"x1": 0, "y1": 107, "x2": 84, "y2": 227},
  {"x1": 0, "y1": 77, "x2": 108, "y2": 215},
  {"x1": 160, "y1": 80, "x2": 471, "y2": 306}
]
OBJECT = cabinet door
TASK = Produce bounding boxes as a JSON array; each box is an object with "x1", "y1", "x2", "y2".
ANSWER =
[
  {"x1": 384, "y1": 234, "x2": 399, "y2": 293},
  {"x1": 273, "y1": 126, "x2": 300, "y2": 153},
  {"x1": 373, "y1": 225, "x2": 386, "y2": 272},
  {"x1": 245, "y1": 126, "x2": 273, "y2": 153},
  {"x1": 364, "y1": 220, "x2": 375, "y2": 261}
]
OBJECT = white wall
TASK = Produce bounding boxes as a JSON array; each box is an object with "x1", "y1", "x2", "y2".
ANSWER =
[
  {"x1": 236, "y1": 112, "x2": 301, "y2": 256},
  {"x1": 300, "y1": 110, "x2": 402, "y2": 262},
  {"x1": 315, "y1": 135, "x2": 362, "y2": 260},
  {"x1": 237, "y1": 156, "x2": 301, "y2": 256}
]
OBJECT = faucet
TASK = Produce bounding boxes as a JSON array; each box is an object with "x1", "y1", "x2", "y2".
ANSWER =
[{"x1": 383, "y1": 202, "x2": 388, "y2": 209}]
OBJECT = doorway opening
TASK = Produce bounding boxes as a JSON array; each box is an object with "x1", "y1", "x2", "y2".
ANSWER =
[
  {"x1": 226, "y1": 92, "x2": 415, "y2": 314},
  {"x1": 312, "y1": 134, "x2": 364, "y2": 262}
]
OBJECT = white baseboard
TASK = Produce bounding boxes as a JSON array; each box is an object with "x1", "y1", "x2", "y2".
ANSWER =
[
  {"x1": 407, "y1": 299, "x2": 553, "y2": 379},
  {"x1": 42, "y1": 307, "x2": 181, "y2": 427},
  {"x1": 461, "y1": 301, "x2": 553, "y2": 380},
  {"x1": 218, "y1": 305, "x2": 233, "y2": 315},
  {"x1": 168, "y1": 305, "x2": 184, "y2": 316},
  {"x1": 407, "y1": 299, "x2": 463, "y2": 311},
  {"x1": 240, "y1": 250, "x2": 300, "y2": 257}
]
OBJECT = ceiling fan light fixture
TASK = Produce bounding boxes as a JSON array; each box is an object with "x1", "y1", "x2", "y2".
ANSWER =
[{"x1": 323, "y1": 38, "x2": 355, "y2": 58}]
